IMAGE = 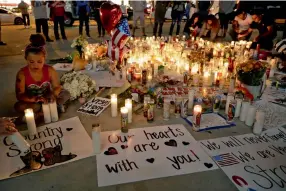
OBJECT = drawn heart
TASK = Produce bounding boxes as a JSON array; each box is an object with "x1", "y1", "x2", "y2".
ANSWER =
[
  {"x1": 66, "y1": 128, "x2": 73, "y2": 131},
  {"x1": 146, "y1": 158, "x2": 155, "y2": 163},
  {"x1": 204, "y1": 163, "x2": 213, "y2": 168},
  {"x1": 164, "y1": 139, "x2": 177, "y2": 147},
  {"x1": 182, "y1": 141, "x2": 190, "y2": 146},
  {"x1": 104, "y1": 147, "x2": 118, "y2": 155},
  {"x1": 121, "y1": 145, "x2": 128, "y2": 149}
]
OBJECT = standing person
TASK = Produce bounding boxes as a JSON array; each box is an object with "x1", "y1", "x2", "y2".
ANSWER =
[
  {"x1": 130, "y1": 0, "x2": 147, "y2": 37},
  {"x1": 196, "y1": 1, "x2": 213, "y2": 21},
  {"x1": 18, "y1": 0, "x2": 30, "y2": 29},
  {"x1": 250, "y1": 12, "x2": 277, "y2": 50},
  {"x1": 169, "y1": 1, "x2": 185, "y2": 36},
  {"x1": 0, "y1": 19, "x2": 6, "y2": 45},
  {"x1": 92, "y1": 1, "x2": 105, "y2": 38},
  {"x1": 229, "y1": 9, "x2": 253, "y2": 41},
  {"x1": 218, "y1": 0, "x2": 236, "y2": 37},
  {"x1": 49, "y1": 1, "x2": 67, "y2": 40},
  {"x1": 185, "y1": 1, "x2": 191, "y2": 20},
  {"x1": 31, "y1": 1, "x2": 53, "y2": 42},
  {"x1": 199, "y1": 14, "x2": 220, "y2": 41},
  {"x1": 77, "y1": 1, "x2": 91, "y2": 38},
  {"x1": 153, "y1": 1, "x2": 168, "y2": 38}
]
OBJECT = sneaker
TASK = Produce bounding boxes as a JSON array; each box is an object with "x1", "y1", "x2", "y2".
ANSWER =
[
  {"x1": 46, "y1": 38, "x2": 54, "y2": 42},
  {"x1": 62, "y1": 37, "x2": 67, "y2": 40},
  {"x1": 0, "y1": 41, "x2": 7, "y2": 46},
  {"x1": 87, "y1": 34, "x2": 91, "y2": 38}
]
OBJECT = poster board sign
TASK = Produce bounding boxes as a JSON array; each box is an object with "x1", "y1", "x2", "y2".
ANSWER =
[
  {"x1": 77, "y1": 97, "x2": 110, "y2": 116},
  {"x1": 0, "y1": 117, "x2": 93, "y2": 180},
  {"x1": 199, "y1": 128, "x2": 286, "y2": 191},
  {"x1": 53, "y1": 63, "x2": 73, "y2": 72},
  {"x1": 97, "y1": 124, "x2": 218, "y2": 187}
]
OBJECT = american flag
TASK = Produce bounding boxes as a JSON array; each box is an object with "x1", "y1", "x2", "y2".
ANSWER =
[
  {"x1": 107, "y1": 40, "x2": 128, "y2": 62},
  {"x1": 213, "y1": 153, "x2": 240, "y2": 167},
  {"x1": 111, "y1": 28, "x2": 130, "y2": 49}
]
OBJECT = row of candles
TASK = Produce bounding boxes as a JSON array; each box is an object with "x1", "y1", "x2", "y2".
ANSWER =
[{"x1": 9, "y1": 102, "x2": 59, "y2": 154}]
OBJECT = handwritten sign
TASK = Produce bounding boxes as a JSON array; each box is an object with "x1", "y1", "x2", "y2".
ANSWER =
[
  {"x1": 97, "y1": 124, "x2": 218, "y2": 187},
  {"x1": 199, "y1": 128, "x2": 286, "y2": 191},
  {"x1": 0, "y1": 117, "x2": 93, "y2": 180},
  {"x1": 77, "y1": 97, "x2": 110, "y2": 116}
]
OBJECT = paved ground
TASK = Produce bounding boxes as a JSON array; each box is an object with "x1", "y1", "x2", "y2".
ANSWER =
[{"x1": 0, "y1": 21, "x2": 284, "y2": 191}]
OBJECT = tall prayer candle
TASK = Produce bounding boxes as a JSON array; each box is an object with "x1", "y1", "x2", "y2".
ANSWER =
[
  {"x1": 111, "y1": 94, "x2": 118, "y2": 117},
  {"x1": 9, "y1": 132, "x2": 30, "y2": 153},
  {"x1": 225, "y1": 94, "x2": 234, "y2": 114},
  {"x1": 42, "y1": 103, "x2": 51, "y2": 124},
  {"x1": 192, "y1": 105, "x2": 202, "y2": 131},
  {"x1": 125, "y1": 99, "x2": 132, "y2": 123},
  {"x1": 228, "y1": 78, "x2": 235, "y2": 93},
  {"x1": 24, "y1": 108, "x2": 37, "y2": 136},
  {"x1": 234, "y1": 99, "x2": 242, "y2": 117},
  {"x1": 49, "y1": 102, "x2": 59, "y2": 122},
  {"x1": 253, "y1": 111, "x2": 265, "y2": 135},
  {"x1": 203, "y1": 71, "x2": 211, "y2": 87},
  {"x1": 188, "y1": 90, "x2": 195, "y2": 111},
  {"x1": 239, "y1": 101, "x2": 250, "y2": 121},
  {"x1": 245, "y1": 106, "x2": 256, "y2": 126},
  {"x1": 120, "y1": 107, "x2": 128, "y2": 133},
  {"x1": 92, "y1": 124, "x2": 101, "y2": 154}
]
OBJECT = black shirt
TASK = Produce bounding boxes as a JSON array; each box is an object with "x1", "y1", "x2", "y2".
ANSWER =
[{"x1": 251, "y1": 15, "x2": 277, "y2": 39}]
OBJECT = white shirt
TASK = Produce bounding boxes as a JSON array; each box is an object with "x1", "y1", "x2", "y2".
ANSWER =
[{"x1": 234, "y1": 14, "x2": 253, "y2": 33}]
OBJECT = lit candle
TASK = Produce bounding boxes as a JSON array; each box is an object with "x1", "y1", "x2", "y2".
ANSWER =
[
  {"x1": 111, "y1": 94, "x2": 118, "y2": 117},
  {"x1": 24, "y1": 108, "x2": 37, "y2": 136},
  {"x1": 184, "y1": 63, "x2": 189, "y2": 72},
  {"x1": 49, "y1": 101, "x2": 58, "y2": 122},
  {"x1": 120, "y1": 107, "x2": 128, "y2": 133},
  {"x1": 9, "y1": 132, "x2": 30, "y2": 153},
  {"x1": 203, "y1": 71, "x2": 211, "y2": 87},
  {"x1": 125, "y1": 99, "x2": 132, "y2": 123},
  {"x1": 42, "y1": 103, "x2": 51, "y2": 124},
  {"x1": 192, "y1": 105, "x2": 202, "y2": 131}
]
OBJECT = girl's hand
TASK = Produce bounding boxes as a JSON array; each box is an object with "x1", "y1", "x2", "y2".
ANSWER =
[{"x1": 0, "y1": 118, "x2": 18, "y2": 135}]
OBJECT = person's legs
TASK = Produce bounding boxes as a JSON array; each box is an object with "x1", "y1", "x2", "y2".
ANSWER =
[
  {"x1": 42, "y1": 19, "x2": 52, "y2": 41},
  {"x1": 79, "y1": 17, "x2": 84, "y2": 35},
  {"x1": 26, "y1": 14, "x2": 30, "y2": 26},
  {"x1": 35, "y1": 19, "x2": 41, "y2": 33},
  {"x1": 169, "y1": 19, "x2": 176, "y2": 36},
  {"x1": 158, "y1": 22, "x2": 164, "y2": 37},
  {"x1": 176, "y1": 14, "x2": 183, "y2": 35},
  {"x1": 139, "y1": 12, "x2": 146, "y2": 36},
  {"x1": 58, "y1": 16, "x2": 66, "y2": 39},
  {"x1": 153, "y1": 21, "x2": 159, "y2": 36},
  {"x1": 85, "y1": 16, "x2": 90, "y2": 36},
  {"x1": 132, "y1": 13, "x2": 139, "y2": 36},
  {"x1": 22, "y1": 14, "x2": 27, "y2": 27},
  {"x1": 54, "y1": 16, "x2": 60, "y2": 39}
]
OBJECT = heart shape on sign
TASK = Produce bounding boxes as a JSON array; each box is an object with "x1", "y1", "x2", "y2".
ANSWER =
[
  {"x1": 164, "y1": 139, "x2": 177, "y2": 147},
  {"x1": 104, "y1": 147, "x2": 118, "y2": 155},
  {"x1": 146, "y1": 158, "x2": 155, "y2": 163},
  {"x1": 121, "y1": 145, "x2": 128, "y2": 149},
  {"x1": 66, "y1": 128, "x2": 73, "y2": 131},
  {"x1": 182, "y1": 141, "x2": 190, "y2": 146},
  {"x1": 100, "y1": 2, "x2": 122, "y2": 33},
  {"x1": 204, "y1": 163, "x2": 213, "y2": 168}
]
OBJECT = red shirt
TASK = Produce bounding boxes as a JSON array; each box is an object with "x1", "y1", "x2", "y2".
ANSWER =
[{"x1": 50, "y1": 1, "x2": 65, "y2": 17}]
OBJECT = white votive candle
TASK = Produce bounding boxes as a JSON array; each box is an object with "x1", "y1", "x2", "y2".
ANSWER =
[
  {"x1": 253, "y1": 111, "x2": 265, "y2": 135},
  {"x1": 92, "y1": 124, "x2": 101, "y2": 154},
  {"x1": 125, "y1": 99, "x2": 132, "y2": 123},
  {"x1": 42, "y1": 103, "x2": 51, "y2": 123},
  {"x1": 9, "y1": 132, "x2": 30, "y2": 153},
  {"x1": 225, "y1": 94, "x2": 234, "y2": 114},
  {"x1": 239, "y1": 101, "x2": 250, "y2": 122},
  {"x1": 234, "y1": 99, "x2": 242, "y2": 117},
  {"x1": 49, "y1": 101, "x2": 59, "y2": 122},
  {"x1": 111, "y1": 94, "x2": 118, "y2": 117},
  {"x1": 245, "y1": 106, "x2": 256, "y2": 126},
  {"x1": 24, "y1": 108, "x2": 37, "y2": 136}
]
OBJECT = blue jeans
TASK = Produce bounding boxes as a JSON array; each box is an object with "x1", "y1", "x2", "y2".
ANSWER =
[{"x1": 169, "y1": 12, "x2": 184, "y2": 36}]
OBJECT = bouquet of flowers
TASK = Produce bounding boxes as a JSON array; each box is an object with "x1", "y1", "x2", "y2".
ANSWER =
[
  {"x1": 71, "y1": 36, "x2": 89, "y2": 58},
  {"x1": 60, "y1": 71, "x2": 96, "y2": 100},
  {"x1": 236, "y1": 60, "x2": 268, "y2": 86}
]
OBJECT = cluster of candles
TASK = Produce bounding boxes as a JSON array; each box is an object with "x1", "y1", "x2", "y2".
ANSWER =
[{"x1": 110, "y1": 94, "x2": 133, "y2": 133}]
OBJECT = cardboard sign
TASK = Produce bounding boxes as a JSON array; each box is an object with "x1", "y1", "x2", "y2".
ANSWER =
[
  {"x1": 0, "y1": 117, "x2": 93, "y2": 180},
  {"x1": 52, "y1": 63, "x2": 73, "y2": 72},
  {"x1": 77, "y1": 97, "x2": 110, "y2": 116},
  {"x1": 199, "y1": 128, "x2": 286, "y2": 191},
  {"x1": 97, "y1": 124, "x2": 218, "y2": 187}
]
